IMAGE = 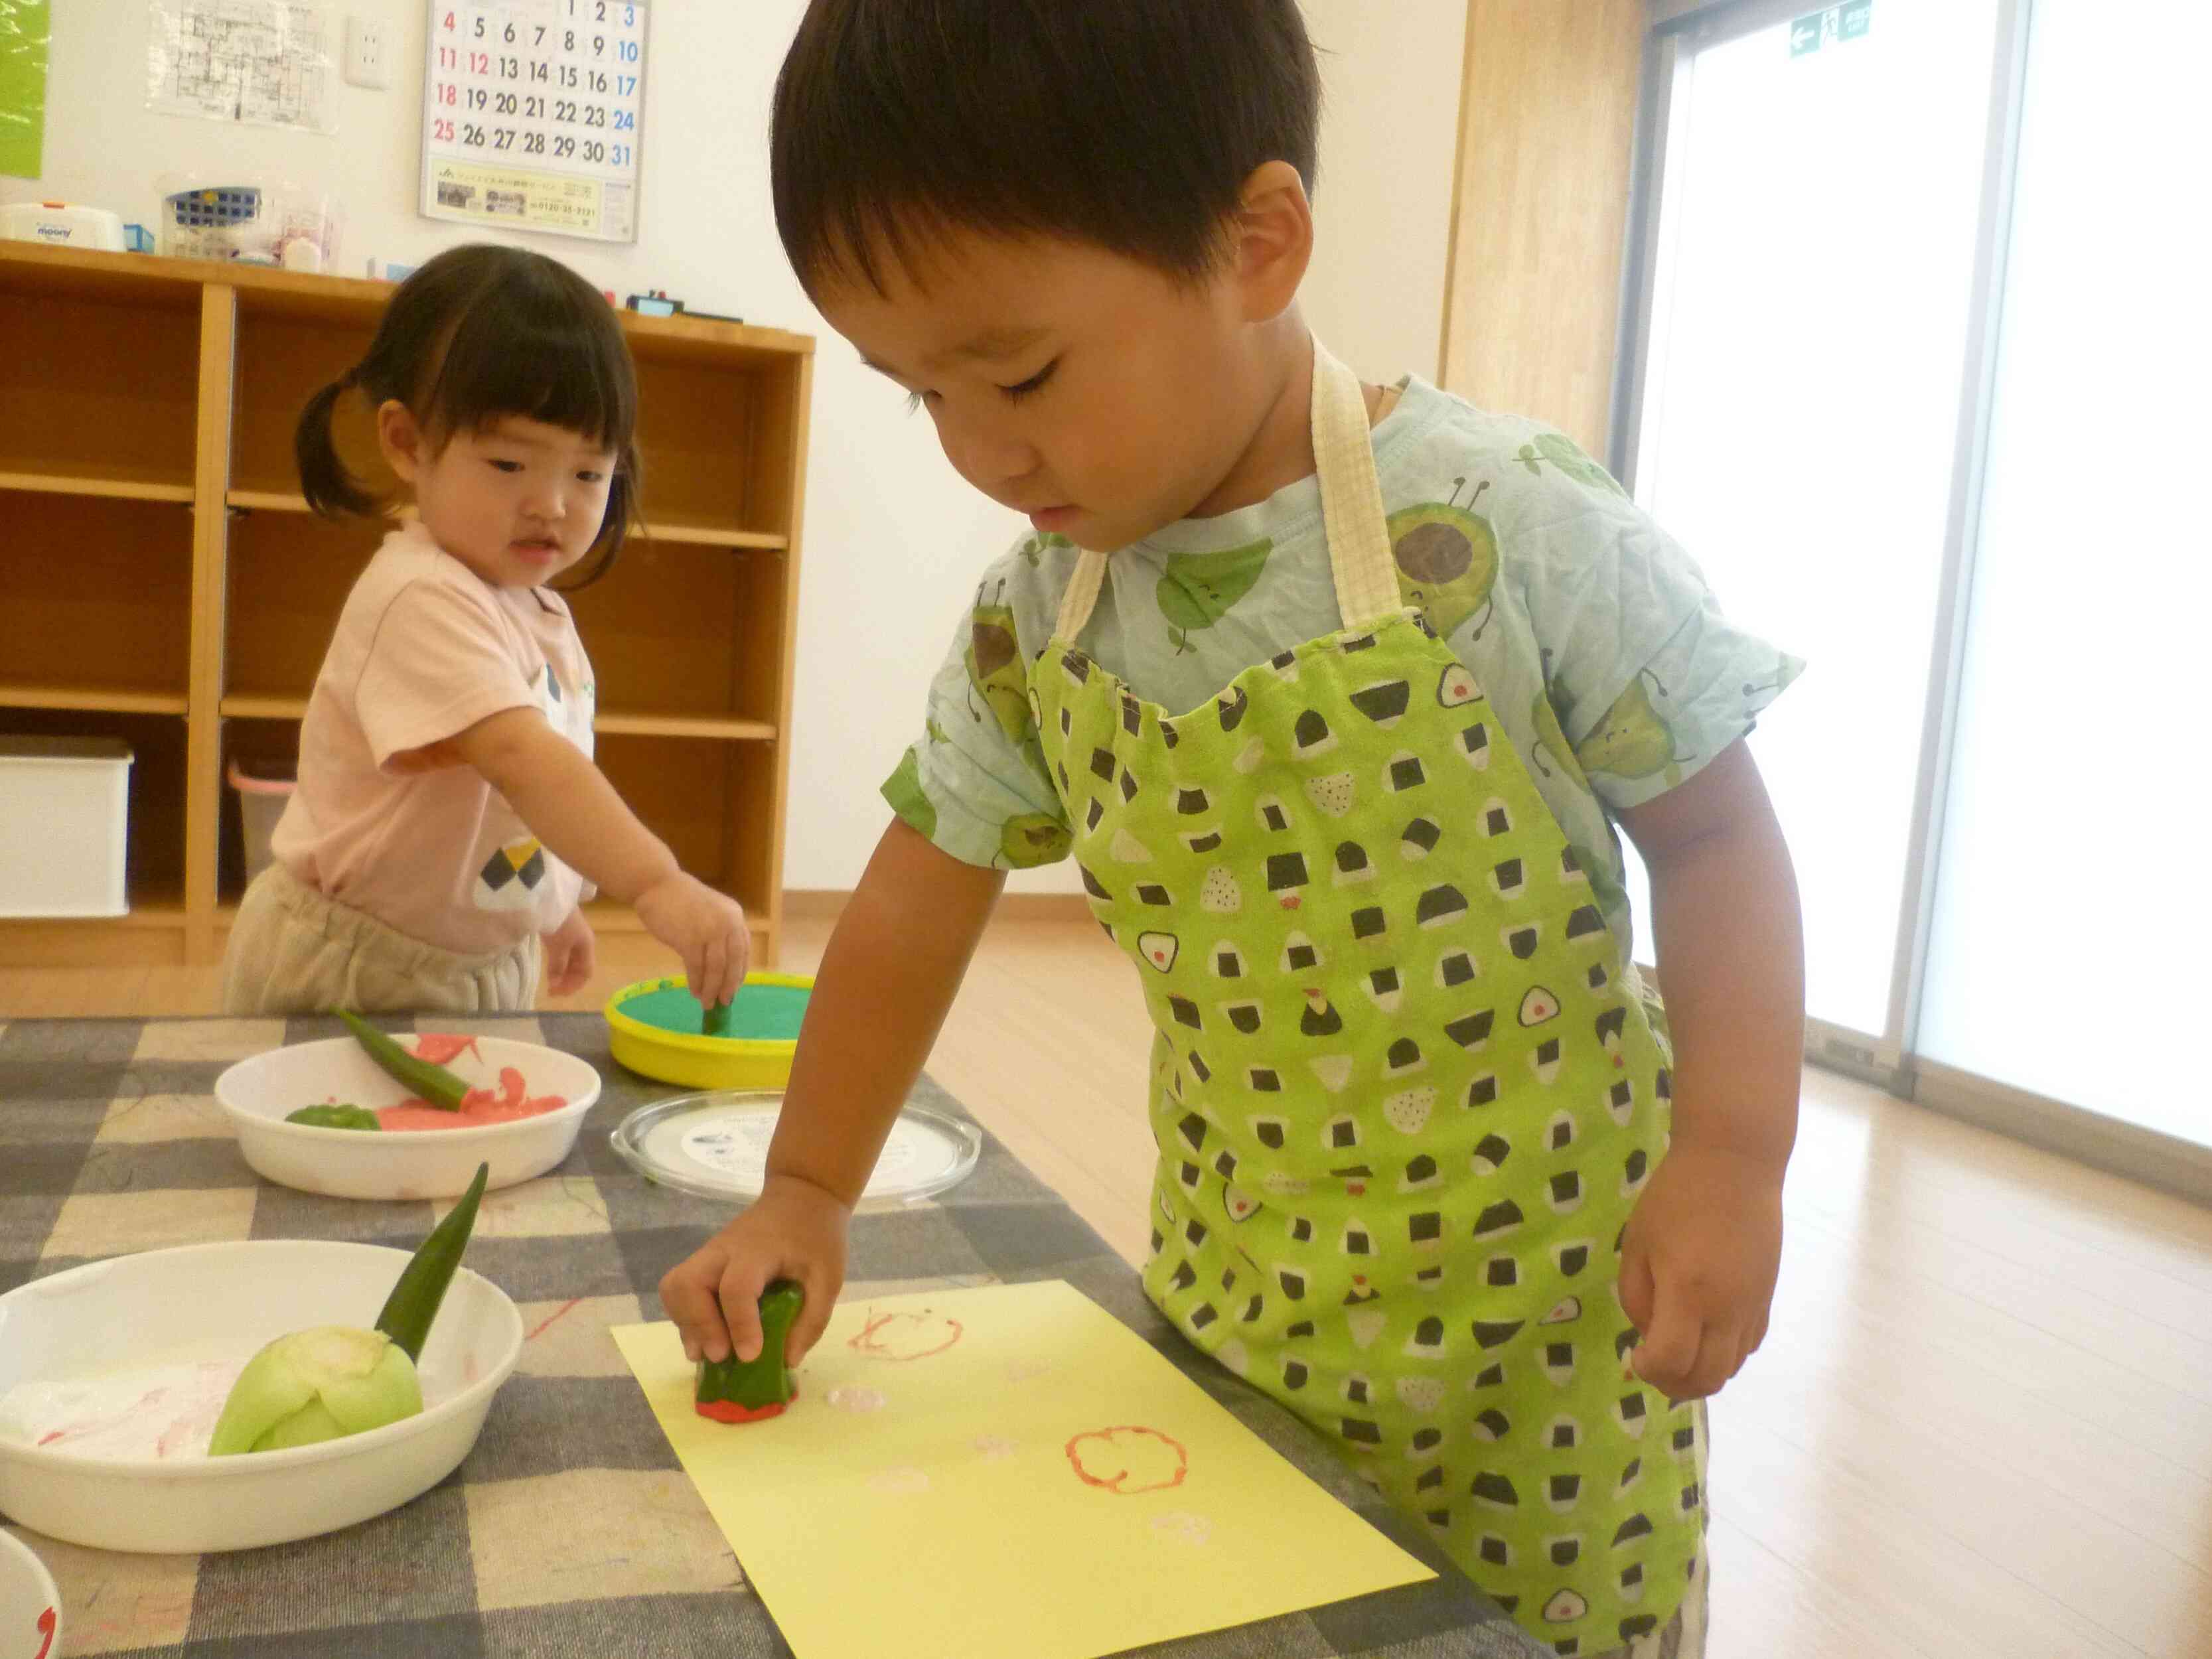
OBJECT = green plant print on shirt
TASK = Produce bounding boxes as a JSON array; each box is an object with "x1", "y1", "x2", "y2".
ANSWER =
[
  {"x1": 1388, "y1": 479, "x2": 1497, "y2": 639},
  {"x1": 884, "y1": 749, "x2": 938, "y2": 842},
  {"x1": 1576, "y1": 670, "x2": 1688, "y2": 785},
  {"x1": 965, "y1": 579, "x2": 1033, "y2": 743},
  {"x1": 1019, "y1": 531, "x2": 1074, "y2": 569},
  {"x1": 999, "y1": 811, "x2": 1071, "y2": 868},
  {"x1": 1528, "y1": 689, "x2": 1593, "y2": 793},
  {"x1": 1159, "y1": 538, "x2": 1274, "y2": 655},
  {"x1": 1516, "y1": 431, "x2": 1627, "y2": 497}
]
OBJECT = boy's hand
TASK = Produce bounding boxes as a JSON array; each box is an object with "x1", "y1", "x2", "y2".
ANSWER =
[
  {"x1": 635, "y1": 873, "x2": 751, "y2": 1009},
  {"x1": 1617, "y1": 1143, "x2": 1783, "y2": 1401},
  {"x1": 660, "y1": 1174, "x2": 851, "y2": 1367},
  {"x1": 540, "y1": 908, "x2": 595, "y2": 997}
]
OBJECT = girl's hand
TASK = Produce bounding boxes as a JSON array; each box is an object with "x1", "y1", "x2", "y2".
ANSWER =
[
  {"x1": 634, "y1": 873, "x2": 751, "y2": 1008},
  {"x1": 660, "y1": 1174, "x2": 850, "y2": 1367},
  {"x1": 1617, "y1": 1142, "x2": 1784, "y2": 1402},
  {"x1": 540, "y1": 907, "x2": 596, "y2": 997}
]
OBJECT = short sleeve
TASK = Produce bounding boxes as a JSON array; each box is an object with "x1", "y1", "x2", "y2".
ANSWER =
[
  {"x1": 1519, "y1": 488, "x2": 1803, "y2": 813},
  {"x1": 352, "y1": 580, "x2": 541, "y2": 768},
  {"x1": 881, "y1": 599, "x2": 1070, "y2": 870}
]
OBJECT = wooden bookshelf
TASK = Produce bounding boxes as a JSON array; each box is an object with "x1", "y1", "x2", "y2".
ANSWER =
[{"x1": 0, "y1": 241, "x2": 814, "y2": 971}]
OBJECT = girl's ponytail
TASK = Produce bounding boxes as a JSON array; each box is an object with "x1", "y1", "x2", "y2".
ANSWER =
[{"x1": 295, "y1": 370, "x2": 379, "y2": 519}]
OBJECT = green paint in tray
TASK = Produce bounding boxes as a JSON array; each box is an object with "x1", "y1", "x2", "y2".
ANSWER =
[{"x1": 619, "y1": 981, "x2": 810, "y2": 1041}]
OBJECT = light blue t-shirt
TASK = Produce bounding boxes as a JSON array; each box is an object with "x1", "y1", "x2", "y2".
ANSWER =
[{"x1": 884, "y1": 376, "x2": 1802, "y2": 966}]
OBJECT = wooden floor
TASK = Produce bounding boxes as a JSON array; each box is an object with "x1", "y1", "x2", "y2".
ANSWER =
[{"x1": 8, "y1": 915, "x2": 2210, "y2": 1657}]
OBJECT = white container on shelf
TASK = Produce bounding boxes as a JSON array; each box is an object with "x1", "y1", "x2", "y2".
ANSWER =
[
  {"x1": 0, "y1": 199, "x2": 127, "y2": 250},
  {"x1": 0, "y1": 737, "x2": 134, "y2": 917}
]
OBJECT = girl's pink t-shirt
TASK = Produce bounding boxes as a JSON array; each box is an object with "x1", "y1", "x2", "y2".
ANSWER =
[{"x1": 271, "y1": 520, "x2": 598, "y2": 956}]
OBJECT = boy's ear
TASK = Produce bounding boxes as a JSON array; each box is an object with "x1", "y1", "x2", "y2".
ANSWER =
[
  {"x1": 1230, "y1": 160, "x2": 1315, "y2": 325},
  {"x1": 376, "y1": 399, "x2": 425, "y2": 484}
]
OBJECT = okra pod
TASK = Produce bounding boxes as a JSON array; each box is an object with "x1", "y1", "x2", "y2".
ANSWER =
[
  {"x1": 339, "y1": 1009, "x2": 471, "y2": 1110},
  {"x1": 373, "y1": 1161, "x2": 488, "y2": 1362}
]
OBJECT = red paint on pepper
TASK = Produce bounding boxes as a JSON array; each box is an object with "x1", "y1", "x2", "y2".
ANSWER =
[{"x1": 696, "y1": 1398, "x2": 789, "y2": 1425}]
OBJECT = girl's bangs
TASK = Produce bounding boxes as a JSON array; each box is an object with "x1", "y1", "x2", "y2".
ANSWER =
[{"x1": 424, "y1": 280, "x2": 637, "y2": 451}]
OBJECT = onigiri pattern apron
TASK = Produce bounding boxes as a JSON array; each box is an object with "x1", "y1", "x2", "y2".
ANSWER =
[{"x1": 1030, "y1": 349, "x2": 1707, "y2": 1654}]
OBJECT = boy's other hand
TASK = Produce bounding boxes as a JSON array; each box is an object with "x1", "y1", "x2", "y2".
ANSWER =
[
  {"x1": 660, "y1": 1174, "x2": 851, "y2": 1368},
  {"x1": 540, "y1": 906, "x2": 595, "y2": 997},
  {"x1": 1617, "y1": 1142, "x2": 1784, "y2": 1402},
  {"x1": 636, "y1": 872, "x2": 751, "y2": 1009}
]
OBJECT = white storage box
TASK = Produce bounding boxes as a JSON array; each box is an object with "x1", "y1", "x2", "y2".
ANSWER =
[{"x1": 0, "y1": 737, "x2": 134, "y2": 918}]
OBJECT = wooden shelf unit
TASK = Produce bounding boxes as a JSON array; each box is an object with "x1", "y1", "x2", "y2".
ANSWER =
[{"x1": 0, "y1": 241, "x2": 814, "y2": 971}]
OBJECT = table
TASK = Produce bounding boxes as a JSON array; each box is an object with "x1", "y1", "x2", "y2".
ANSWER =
[{"x1": 0, "y1": 1012, "x2": 1544, "y2": 1658}]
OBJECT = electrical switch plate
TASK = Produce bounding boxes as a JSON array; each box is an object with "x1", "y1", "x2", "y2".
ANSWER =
[{"x1": 344, "y1": 16, "x2": 391, "y2": 89}]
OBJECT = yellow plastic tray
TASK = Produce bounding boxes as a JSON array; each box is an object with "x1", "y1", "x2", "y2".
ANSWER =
[{"x1": 603, "y1": 972, "x2": 814, "y2": 1090}]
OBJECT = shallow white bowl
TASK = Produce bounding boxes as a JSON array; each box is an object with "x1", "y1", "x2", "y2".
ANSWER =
[
  {"x1": 0, "y1": 1530, "x2": 59, "y2": 1659},
  {"x1": 214, "y1": 1033, "x2": 601, "y2": 1199},
  {"x1": 0, "y1": 1240, "x2": 523, "y2": 1554}
]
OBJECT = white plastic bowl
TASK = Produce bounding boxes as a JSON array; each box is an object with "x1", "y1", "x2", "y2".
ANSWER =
[
  {"x1": 0, "y1": 1530, "x2": 59, "y2": 1659},
  {"x1": 214, "y1": 1033, "x2": 602, "y2": 1199},
  {"x1": 0, "y1": 1240, "x2": 524, "y2": 1554}
]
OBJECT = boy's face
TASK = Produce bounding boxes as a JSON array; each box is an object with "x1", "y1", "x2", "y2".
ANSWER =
[{"x1": 818, "y1": 232, "x2": 1282, "y2": 553}]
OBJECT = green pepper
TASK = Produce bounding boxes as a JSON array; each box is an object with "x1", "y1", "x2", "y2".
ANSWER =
[
  {"x1": 372, "y1": 1161, "x2": 488, "y2": 1362},
  {"x1": 338, "y1": 1009, "x2": 471, "y2": 1110},
  {"x1": 701, "y1": 998, "x2": 733, "y2": 1037},
  {"x1": 286, "y1": 1104, "x2": 382, "y2": 1131},
  {"x1": 696, "y1": 1278, "x2": 803, "y2": 1423}
]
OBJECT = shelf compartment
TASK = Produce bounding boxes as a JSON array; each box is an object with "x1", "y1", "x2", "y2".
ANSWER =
[
  {"x1": 0, "y1": 495, "x2": 195, "y2": 706},
  {"x1": 0, "y1": 709, "x2": 188, "y2": 923},
  {"x1": 632, "y1": 354, "x2": 778, "y2": 540},
  {"x1": 229, "y1": 311, "x2": 389, "y2": 502},
  {"x1": 592, "y1": 730, "x2": 778, "y2": 916},
  {"x1": 0, "y1": 283, "x2": 201, "y2": 490},
  {"x1": 573, "y1": 538, "x2": 790, "y2": 729},
  {"x1": 222, "y1": 508, "x2": 378, "y2": 705}
]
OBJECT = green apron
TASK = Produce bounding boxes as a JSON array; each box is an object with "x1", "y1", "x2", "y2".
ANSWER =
[{"x1": 1030, "y1": 348, "x2": 1706, "y2": 1654}]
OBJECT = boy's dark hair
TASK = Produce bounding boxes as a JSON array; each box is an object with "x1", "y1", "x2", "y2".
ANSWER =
[
  {"x1": 771, "y1": 0, "x2": 1321, "y2": 296},
  {"x1": 295, "y1": 243, "x2": 642, "y2": 585}
]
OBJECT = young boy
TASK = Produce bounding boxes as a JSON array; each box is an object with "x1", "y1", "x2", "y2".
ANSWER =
[{"x1": 662, "y1": 5, "x2": 1805, "y2": 1653}]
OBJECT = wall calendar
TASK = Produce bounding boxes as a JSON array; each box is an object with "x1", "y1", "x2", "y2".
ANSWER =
[{"x1": 419, "y1": 0, "x2": 646, "y2": 243}]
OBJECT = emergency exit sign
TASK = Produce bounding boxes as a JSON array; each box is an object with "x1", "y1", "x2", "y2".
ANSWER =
[{"x1": 1791, "y1": 0, "x2": 1872, "y2": 56}]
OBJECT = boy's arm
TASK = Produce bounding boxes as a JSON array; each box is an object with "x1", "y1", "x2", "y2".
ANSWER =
[
  {"x1": 660, "y1": 818, "x2": 1005, "y2": 1364},
  {"x1": 1613, "y1": 737, "x2": 1804, "y2": 1400}
]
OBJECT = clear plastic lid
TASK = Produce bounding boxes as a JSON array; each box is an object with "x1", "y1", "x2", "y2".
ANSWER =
[{"x1": 609, "y1": 1091, "x2": 982, "y2": 1206}]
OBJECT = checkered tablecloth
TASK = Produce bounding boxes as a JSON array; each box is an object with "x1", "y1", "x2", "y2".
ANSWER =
[{"x1": 0, "y1": 1013, "x2": 1542, "y2": 1658}]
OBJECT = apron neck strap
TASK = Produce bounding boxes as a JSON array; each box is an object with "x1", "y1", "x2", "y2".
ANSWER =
[
  {"x1": 1053, "y1": 338, "x2": 1399, "y2": 643},
  {"x1": 1311, "y1": 342, "x2": 1402, "y2": 632}
]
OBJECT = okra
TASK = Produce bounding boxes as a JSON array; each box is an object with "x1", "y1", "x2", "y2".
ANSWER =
[
  {"x1": 373, "y1": 1161, "x2": 488, "y2": 1362},
  {"x1": 339, "y1": 1009, "x2": 471, "y2": 1110}
]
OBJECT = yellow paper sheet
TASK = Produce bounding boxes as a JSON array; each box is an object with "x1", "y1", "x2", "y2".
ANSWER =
[{"x1": 613, "y1": 1280, "x2": 1432, "y2": 1659}]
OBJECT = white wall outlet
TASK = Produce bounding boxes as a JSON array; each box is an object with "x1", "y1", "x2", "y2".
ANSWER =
[{"x1": 344, "y1": 16, "x2": 392, "y2": 89}]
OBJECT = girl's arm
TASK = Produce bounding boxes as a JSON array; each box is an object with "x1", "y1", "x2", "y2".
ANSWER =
[
  {"x1": 660, "y1": 818, "x2": 1005, "y2": 1366},
  {"x1": 449, "y1": 705, "x2": 749, "y2": 1003},
  {"x1": 1613, "y1": 737, "x2": 1805, "y2": 1400}
]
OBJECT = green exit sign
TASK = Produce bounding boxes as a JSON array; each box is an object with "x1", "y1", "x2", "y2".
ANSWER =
[{"x1": 1791, "y1": 0, "x2": 1872, "y2": 56}]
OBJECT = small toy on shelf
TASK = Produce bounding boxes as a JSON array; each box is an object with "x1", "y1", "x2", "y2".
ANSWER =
[{"x1": 625, "y1": 288, "x2": 744, "y2": 325}]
